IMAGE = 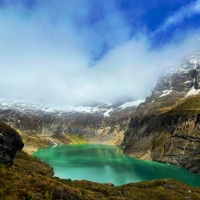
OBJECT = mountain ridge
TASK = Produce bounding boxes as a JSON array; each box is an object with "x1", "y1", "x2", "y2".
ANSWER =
[{"x1": 121, "y1": 56, "x2": 200, "y2": 175}]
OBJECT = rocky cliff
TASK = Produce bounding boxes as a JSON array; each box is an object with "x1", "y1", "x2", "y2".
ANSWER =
[{"x1": 122, "y1": 58, "x2": 200, "y2": 175}]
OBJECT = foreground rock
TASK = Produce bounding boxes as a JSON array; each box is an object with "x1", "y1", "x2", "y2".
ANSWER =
[{"x1": 0, "y1": 121, "x2": 24, "y2": 166}]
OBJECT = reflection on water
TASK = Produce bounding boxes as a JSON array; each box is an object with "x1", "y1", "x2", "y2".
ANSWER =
[{"x1": 33, "y1": 144, "x2": 200, "y2": 186}]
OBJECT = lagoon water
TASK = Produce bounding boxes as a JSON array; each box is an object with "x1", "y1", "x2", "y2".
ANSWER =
[{"x1": 33, "y1": 144, "x2": 200, "y2": 186}]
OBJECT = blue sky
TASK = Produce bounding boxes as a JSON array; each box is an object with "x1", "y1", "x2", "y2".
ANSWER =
[{"x1": 0, "y1": 0, "x2": 200, "y2": 106}]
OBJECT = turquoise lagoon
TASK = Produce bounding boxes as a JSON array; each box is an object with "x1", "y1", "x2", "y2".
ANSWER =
[{"x1": 33, "y1": 144, "x2": 200, "y2": 186}]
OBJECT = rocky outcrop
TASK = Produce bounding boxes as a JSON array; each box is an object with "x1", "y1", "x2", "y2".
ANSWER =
[
  {"x1": 122, "y1": 110, "x2": 200, "y2": 175},
  {"x1": 0, "y1": 121, "x2": 24, "y2": 166},
  {"x1": 122, "y1": 59, "x2": 200, "y2": 175}
]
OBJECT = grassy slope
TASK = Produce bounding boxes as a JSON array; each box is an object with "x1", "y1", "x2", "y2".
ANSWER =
[
  {"x1": 17, "y1": 130, "x2": 87, "y2": 154},
  {"x1": 169, "y1": 94, "x2": 200, "y2": 115},
  {"x1": 18, "y1": 132, "x2": 53, "y2": 154},
  {"x1": 0, "y1": 151, "x2": 200, "y2": 200},
  {"x1": 0, "y1": 120, "x2": 18, "y2": 135}
]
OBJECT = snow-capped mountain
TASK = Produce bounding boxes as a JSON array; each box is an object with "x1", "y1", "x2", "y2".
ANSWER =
[
  {"x1": 0, "y1": 98, "x2": 144, "y2": 116},
  {"x1": 150, "y1": 54, "x2": 200, "y2": 101}
]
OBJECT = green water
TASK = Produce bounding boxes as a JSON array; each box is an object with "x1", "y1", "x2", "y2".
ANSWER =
[{"x1": 33, "y1": 144, "x2": 200, "y2": 186}]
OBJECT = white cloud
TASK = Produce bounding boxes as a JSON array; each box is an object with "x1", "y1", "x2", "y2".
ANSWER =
[
  {"x1": 0, "y1": 1, "x2": 200, "y2": 106},
  {"x1": 158, "y1": 0, "x2": 200, "y2": 31}
]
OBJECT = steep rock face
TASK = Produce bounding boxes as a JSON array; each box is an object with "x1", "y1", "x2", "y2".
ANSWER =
[
  {"x1": 0, "y1": 121, "x2": 24, "y2": 166},
  {"x1": 123, "y1": 110, "x2": 200, "y2": 175},
  {"x1": 122, "y1": 59, "x2": 200, "y2": 174}
]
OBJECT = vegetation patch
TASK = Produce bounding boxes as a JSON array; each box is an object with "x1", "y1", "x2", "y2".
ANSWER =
[
  {"x1": 18, "y1": 131, "x2": 53, "y2": 154},
  {"x1": 67, "y1": 133, "x2": 88, "y2": 144},
  {"x1": 18, "y1": 130, "x2": 88, "y2": 154},
  {"x1": 169, "y1": 95, "x2": 200, "y2": 115}
]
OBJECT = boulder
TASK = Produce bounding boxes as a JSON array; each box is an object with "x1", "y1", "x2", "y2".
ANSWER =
[{"x1": 0, "y1": 121, "x2": 24, "y2": 166}]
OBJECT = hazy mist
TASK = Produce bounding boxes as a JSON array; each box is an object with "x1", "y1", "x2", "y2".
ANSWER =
[{"x1": 0, "y1": 0, "x2": 200, "y2": 106}]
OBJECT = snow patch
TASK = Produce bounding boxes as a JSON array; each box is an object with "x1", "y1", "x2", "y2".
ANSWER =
[
  {"x1": 184, "y1": 81, "x2": 192, "y2": 84},
  {"x1": 104, "y1": 108, "x2": 113, "y2": 117},
  {"x1": 159, "y1": 90, "x2": 172, "y2": 97},
  {"x1": 62, "y1": 106, "x2": 103, "y2": 113},
  {"x1": 185, "y1": 88, "x2": 200, "y2": 97},
  {"x1": 190, "y1": 59, "x2": 198, "y2": 69},
  {"x1": 118, "y1": 99, "x2": 145, "y2": 109}
]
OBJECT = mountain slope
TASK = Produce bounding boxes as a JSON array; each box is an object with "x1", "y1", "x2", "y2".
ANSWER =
[{"x1": 121, "y1": 58, "x2": 200, "y2": 175}]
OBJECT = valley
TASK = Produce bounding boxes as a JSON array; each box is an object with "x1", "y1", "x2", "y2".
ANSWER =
[
  {"x1": 1, "y1": 57, "x2": 200, "y2": 199},
  {"x1": 0, "y1": 57, "x2": 200, "y2": 175}
]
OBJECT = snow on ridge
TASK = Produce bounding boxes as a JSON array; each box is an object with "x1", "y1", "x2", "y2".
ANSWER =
[
  {"x1": 190, "y1": 59, "x2": 198, "y2": 64},
  {"x1": 0, "y1": 98, "x2": 145, "y2": 115},
  {"x1": 118, "y1": 99, "x2": 145, "y2": 109},
  {"x1": 61, "y1": 105, "x2": 104, "y2": 113},
  {"x1": 0, "y1": 100, "x2": 107, "y2": 114},
  {"x1": 184, "y1": 81, "x2": 192, "y2": 84},
  {"x1": 190, "y1": 58, "x2": 200, "y2": 69},
  {"x1": 159, "y1": 90, "x2": 172, "y2": 97},
  {"x1": 185, "y1": 88, "x2": 200, "y2": 98},
  {"x1": 104, "y1": 108, "x2": 113, "y2": 117}
]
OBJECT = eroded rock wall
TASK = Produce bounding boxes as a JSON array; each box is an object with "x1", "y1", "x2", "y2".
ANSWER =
[{"x1": 122, "y1": 60, "x2": 200, "y2": 175}]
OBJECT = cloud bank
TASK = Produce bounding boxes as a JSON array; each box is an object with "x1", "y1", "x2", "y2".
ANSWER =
[{"x1": 0, "y1": 0, "x2": 200, "y2": 106}]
